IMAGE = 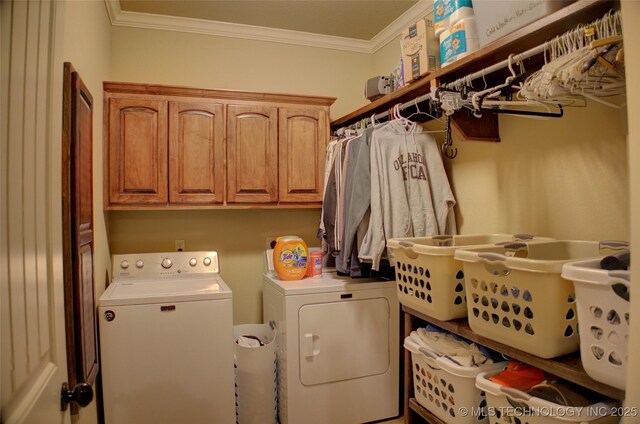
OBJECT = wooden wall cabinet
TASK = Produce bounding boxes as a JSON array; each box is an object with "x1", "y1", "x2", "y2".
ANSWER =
[
  {"x1": 107, "y1": 96, "x2": 168, "y2": 205},
  {"x1": 104, "y1": 83, "x2": 335, "y2": 209},
  {"x1": 226, "y1": 104, "x2": 279, "y2": 203},
  {"x1": 278, "y1": 107, "x2": 327, "y2": 203},
  {"x1": 169, "y1": 100, "x2": 225, "y2": 204}
]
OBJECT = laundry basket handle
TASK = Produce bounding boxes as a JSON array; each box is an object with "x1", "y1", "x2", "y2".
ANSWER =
[
  {"x1": 500, "y1": 386, "x2": 532, "y2": 401},
  {"x1": 503, "y1": 386, "x2": 532, "y2": 412},
  {"x1": 609, "y1": 274, "x2": 630, "y2": 302},
  {"x1": 477, "y1": 253, "x2": 511, "y2": 277},
  {"x1": 478, "y1": 253, "x2": 507, "y2": 261},
  {"x1": 599, "y1": 240, "x2": 630, "y2": 251},
  {"x1": 418, "y1": 347, "x2": 441, "y2": 370},
  {"x1": 513, "y1": 234, "x2": 534, "y2": 241},
  {"x1": 397, "y1": 241, "x2": 419, "y2": 260},
  {"x1": 432, "y1": 235, "x2": 454, "y2": 246},
  {"x1": 418, "y1": 346, "x2": 439, "y2": 359}
]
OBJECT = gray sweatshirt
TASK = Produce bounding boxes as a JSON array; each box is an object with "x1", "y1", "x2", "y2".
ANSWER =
[{"x1": 359, "y1": 120, "x2": 456, "y2": 270}]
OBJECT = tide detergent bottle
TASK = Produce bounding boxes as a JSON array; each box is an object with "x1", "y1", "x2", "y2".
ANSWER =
[{"x1": 273, "y1": 236, "x2": 308, "y2": 281}]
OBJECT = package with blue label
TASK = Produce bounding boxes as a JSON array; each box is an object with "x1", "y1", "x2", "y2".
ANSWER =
[
  {"x1": 434, "y1": 0, "x2": 474, "y2": 37},
  {"x1": 439, "y1": 16, "x2": 479, "y2": 67},
  {"x1": 400, "y1": 18, "x2": 440, "y2": 85}
]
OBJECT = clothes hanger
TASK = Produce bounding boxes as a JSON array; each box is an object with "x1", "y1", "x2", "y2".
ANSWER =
[
  {"x1": 369, "y1": 113, "x2": 381, "y2": 129},
  {"x1": 394, "y1": 104, "x2": 415, "y2": 131},
  {"x1": 406, "y1": 97, "x2": 445, "y2": 125},
  {"x1": 471, "y1": 54, "x2": 520, "y2": 113}
]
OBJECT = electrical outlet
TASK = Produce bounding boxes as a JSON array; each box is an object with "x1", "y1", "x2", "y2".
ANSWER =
[
  {"x1": 266, "y1": 237, "x2": 277, "y2": 250},
  {"x1": 175, "y1": 240, "x2": 185, "y2": 251}
]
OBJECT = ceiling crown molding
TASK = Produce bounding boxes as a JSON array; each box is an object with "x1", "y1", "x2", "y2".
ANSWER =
[
  {"x1": 370, "y1": 0, "x2": 433, "y2": 53},
  {"x1": 104, "y1": 0, "x2": 433, "y2": 54}
]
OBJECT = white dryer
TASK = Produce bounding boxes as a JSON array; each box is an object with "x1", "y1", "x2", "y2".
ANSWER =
[
  {"x1": 99, "y1": 251, "x2": 235, "y2": 424},
  {"x1": 263, "y1": 262, "x2": 399, "y2": 424}
]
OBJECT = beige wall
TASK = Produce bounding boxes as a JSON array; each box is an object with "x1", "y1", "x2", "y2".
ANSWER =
[
  {"x1": 107, "y1": 26, "x2": 376, "y2": 324},
  {"x1": 108, "y1": 19, "x2": 632, "y2": 325},
  {"x1": 61, "y1": 0, "x2": 112, "y2": 422},
  {"x1": 108, "y1": 209, "x2": 321, "y2": 324},
  {"x1": 370, "y1": 37, "x2": 403, "y2": 82},
  {"x1": 370, "y1": 36, "x2": 629, "y2": 240},
  {"x1": 110, "y1": 26, "x2": 371, "y2": 119},
  {"x1": 63, "y1": 0, "x2": 112, "y2": 295},
  {"x1": 448, "y1": 103, "x2": 628, "y2": 240}
]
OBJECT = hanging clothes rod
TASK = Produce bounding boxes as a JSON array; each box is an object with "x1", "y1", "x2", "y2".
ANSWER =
[
  {"x1": 445, "y1": 9, "x2": 621, "y2": 90},
  {"x1": 341, "y1": 8, "x2": 621, "y2": 131},
  {"x1": 361, "y1": 43, "x2": 547, "y2": 126},
  {"x1": 369, "y1": 93, "x2": 433, "y2": 123},
  {"x1": 443, "y1": 44, "x2": 546, "y2": 91}
]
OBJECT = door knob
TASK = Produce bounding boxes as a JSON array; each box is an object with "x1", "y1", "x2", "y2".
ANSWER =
[{"x1": 60, "y1": 382, "x2": 93, "y2": 411}]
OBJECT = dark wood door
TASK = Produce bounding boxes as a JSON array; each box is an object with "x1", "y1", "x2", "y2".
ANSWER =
[{"x1": 62, "y1": 63, "x2": 98, "y2": 413}]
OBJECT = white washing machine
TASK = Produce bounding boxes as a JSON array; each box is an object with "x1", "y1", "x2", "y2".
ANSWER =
[
  {"x1": 99, "y1": 251, "x2": 235, "y2": 424},
  {"x1": 263, "y1": 256, "x2": 400, "y2": 424}
]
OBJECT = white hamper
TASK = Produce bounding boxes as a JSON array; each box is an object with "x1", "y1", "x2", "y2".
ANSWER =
[
  {"x1": 405, "y1": 334, "x2": 505, "y2": 424},
  {"x1": 476, "y1": 371, "x2": 620, "y2": 424},
  {"x1": 234, "y1": 322, "x2": 278, "y2": 424},
  {"x1": 562, "y1": 258, "x2": 631, "y2": 391}
]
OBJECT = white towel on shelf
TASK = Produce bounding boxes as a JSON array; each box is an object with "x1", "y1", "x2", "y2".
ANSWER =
[{"x1": 410, "y1": 328, "x2": 492, "y2": 367}]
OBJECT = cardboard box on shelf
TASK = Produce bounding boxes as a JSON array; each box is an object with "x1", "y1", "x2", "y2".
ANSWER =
[
  {"x1": 473, "y1": 0, "x2": 568, "y2": 47},
  {"x1": 400, "y1": 18, "x2": 440, "y2": 85}
]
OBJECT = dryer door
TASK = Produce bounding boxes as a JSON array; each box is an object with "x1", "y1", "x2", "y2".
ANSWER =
[{"x1": 298, "y1": 298, "x2": 389, "y2": 386}]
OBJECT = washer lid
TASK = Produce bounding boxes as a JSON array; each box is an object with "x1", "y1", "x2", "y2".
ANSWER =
[{"x1": 99, "y1": 275, "x2": 231, "y2": 306}]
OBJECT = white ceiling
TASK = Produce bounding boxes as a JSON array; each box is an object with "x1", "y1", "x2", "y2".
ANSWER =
[{"x1": 106, "y1": 0, "x2": 432, "y2": 53}]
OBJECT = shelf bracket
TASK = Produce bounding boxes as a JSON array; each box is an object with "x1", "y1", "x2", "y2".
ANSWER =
[{"x1": 450, "y1": 110, "x2": 500, "y2": 143}]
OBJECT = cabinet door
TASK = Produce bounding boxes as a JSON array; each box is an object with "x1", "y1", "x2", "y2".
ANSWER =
[
  {"x1": 107, "y1": 97, "x2": 168, "y2": 205},
  {"x1": 278, "y1": 107, "x2": 327, "y2": 203},
  {"x1": 227, "y1": 104, "x2": 278, "y2": 203},
  {"x1": 168, "y1": 101, "x2": 224, "y2": 204}
]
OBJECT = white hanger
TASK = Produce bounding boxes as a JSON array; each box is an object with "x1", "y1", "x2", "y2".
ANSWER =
[
  {"x1": 405, "y1": 98, "x2": 446, "y2": 133},
  {"x1": 471, "y1": 54, "x2": 519, "y2": 112}
]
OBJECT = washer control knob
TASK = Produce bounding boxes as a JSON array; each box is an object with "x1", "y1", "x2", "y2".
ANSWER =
[
  {"x1": 120, "y1": 260, "x2": 129, "y2": 269},
  {"x1": 189, "y1": 258, "x2": 197, "y2": 267},
  {"x1": 136, "y1": 260, "x2": 144, "y2": 269},
  {"x1": 203, "y1": 257, "x2": 212, "y2": 266},
  {"x1": 161, "y1": 258, "x2": 173, "y2": 269}
]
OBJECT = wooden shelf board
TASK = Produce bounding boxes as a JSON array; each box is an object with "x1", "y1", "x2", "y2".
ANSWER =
[
  {"x1": 409, "y1": 398, "x2": 447, "y2": 424},
  {"x1": 331, "y1": 77, "x2": 432, "y2": 128},
  {"x1": 403, "y1": 306, "x2": 625, "y2": 401},
  {"x1": 330, "y1": 0, "x2": 619, "y2": 130},
  {"x1": 105, "y1": 203, "x2": 322, "y2": 211}
]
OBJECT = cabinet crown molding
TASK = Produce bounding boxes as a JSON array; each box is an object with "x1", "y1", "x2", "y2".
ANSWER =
[{"x1": 104, "y1": 81, "x2": 336, "y2": 107}]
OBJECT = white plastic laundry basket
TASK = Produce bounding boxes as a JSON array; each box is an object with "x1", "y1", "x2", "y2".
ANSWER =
[
  {"x1": 234, "y1": 322, "x2": 278, "y2": 424},
  {"x1": 476, "y1": 370, "x2": 620, "y2": 424},
  {"x1": 562, "y1": 258, "x2": 630, "y2": 391},
  {"x1": 404, "y1": 336, "x2": 506, "y2": 424}
]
